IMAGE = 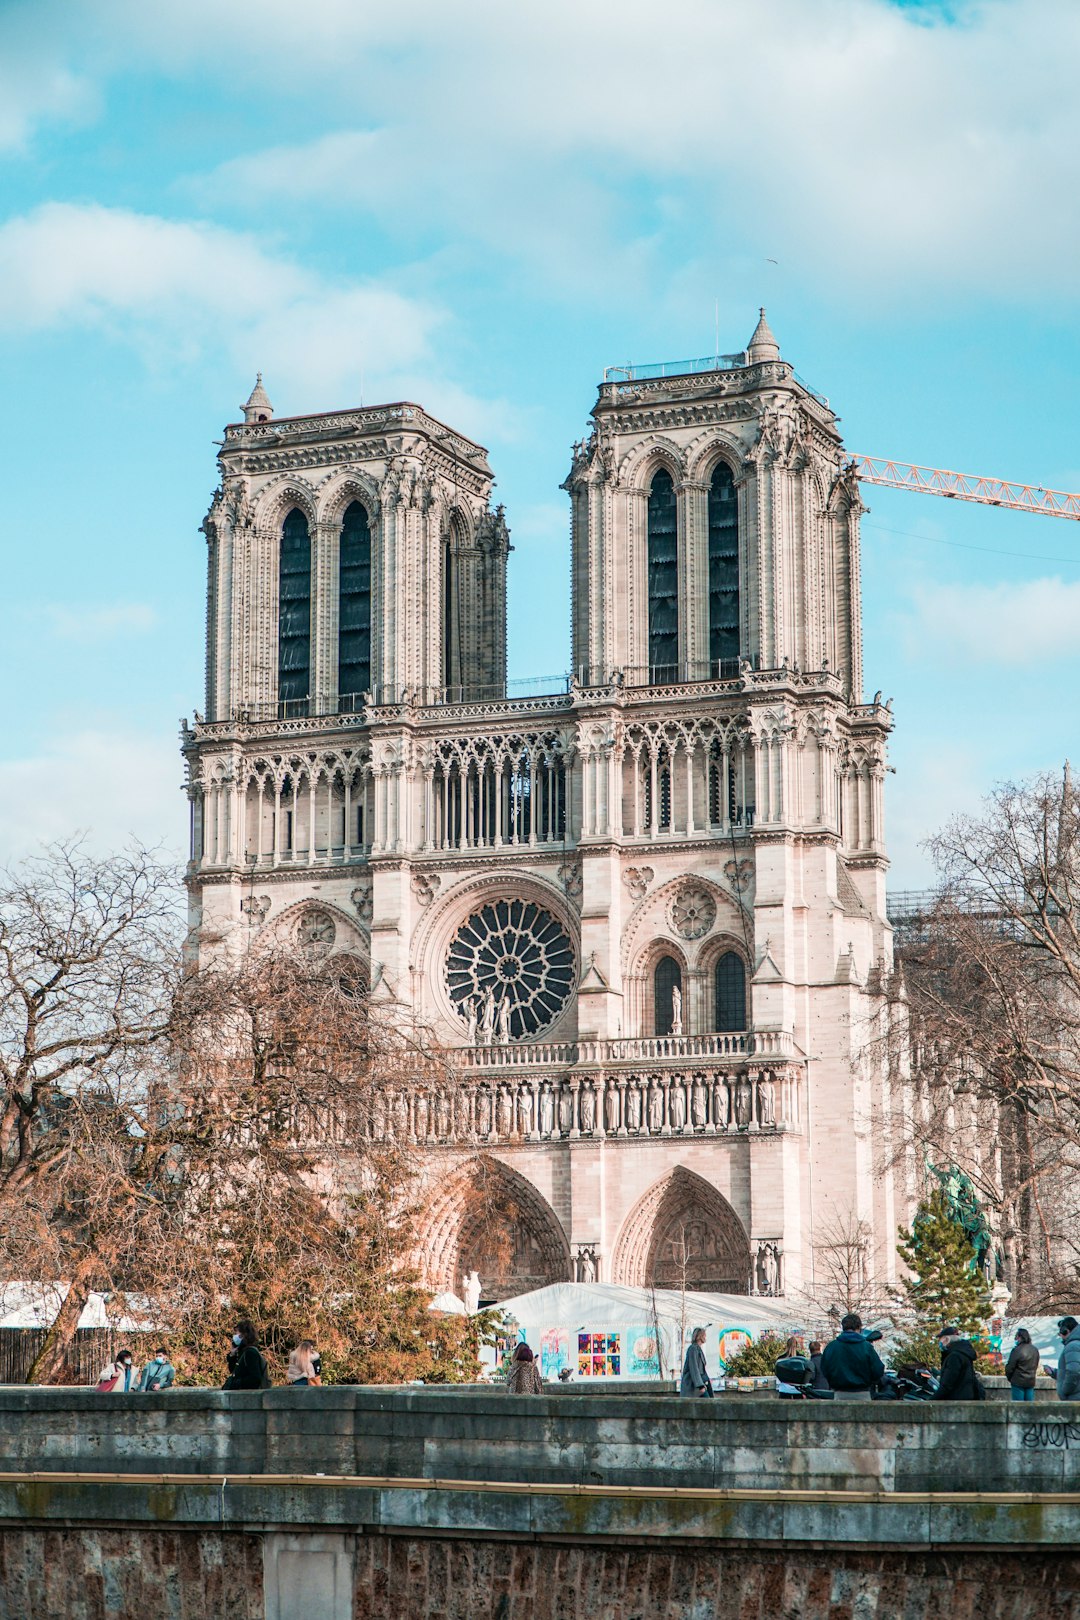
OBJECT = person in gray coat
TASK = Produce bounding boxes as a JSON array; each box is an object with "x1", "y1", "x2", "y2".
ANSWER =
[
  {"x1": 1056, "y1": 1317, "x2": 1080, "y2": 1400},
  {"x1": 1004, "y1": 1329, "x2": 1039, "y2": 1401},
  {"x1": 680, "y1": 1328, "x2": 713, "y2": 1397}
]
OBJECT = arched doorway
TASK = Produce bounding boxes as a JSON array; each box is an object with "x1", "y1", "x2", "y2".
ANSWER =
[
  {"x1": 417, "y1": 1154, "x2": 571, "y2": 1301},
  {"x1": 610, "y1": 1167, "x2": 751, "y2": 1293}
]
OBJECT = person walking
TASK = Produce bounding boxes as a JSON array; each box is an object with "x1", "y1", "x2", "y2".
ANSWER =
[
  {"x1": 820, "y1": 1314, "x2": 884, "y2": 1400},
  {"x1": 934, "y1": 1325, "x2": 981, "y2": 1400},
  {"x1": 1056, "y1": 1316, "x2": 1080, "y2": 1400},
  {"x1": 1004, "y1": 1328, "x2": 1040, "y2": 1402},
  {"x1": 679, "y1": 1328, "x2": 713, "y2": 1397},
  {"x1": 95, "y1": 1347, "x2": 137, "y2": 1392},
  {"x1": 504, "y1": 1342, "x2": 544, "y2": 1394},
  {"x1": 223, "y1": 1321, "x2": 269, "y2": 1389},
  {"x1": 286, "y1": 1340, "x2": 322, "y2": 1386},
  {"x1": 808, "y1": 1340, "x2": 830, "y2": 1392},
  {"x1": 137, "y1": 1348, "x2": 175, "y2": 1392}
]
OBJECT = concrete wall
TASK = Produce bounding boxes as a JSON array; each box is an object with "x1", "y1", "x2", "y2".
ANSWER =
[{"x1": 2, "y1": 1389, "x2": 1079, "y2": 1619}]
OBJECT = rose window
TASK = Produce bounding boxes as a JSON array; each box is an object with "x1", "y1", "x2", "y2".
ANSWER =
[
  {"x1": 445, "y1": 899, "x2": 575, "y2": 1039},
  {"x1": 297, "y1": 908, "x2": 336, "y2": 960},
  {"x1": 670, "y1": 884, "x2": 717, "y2": 940}
]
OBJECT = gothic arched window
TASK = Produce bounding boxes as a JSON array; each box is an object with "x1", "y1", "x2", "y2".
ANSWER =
[
  {"x1": 338, "y1": 501, "x2": 372, "y2": 703},
  {"x1": 708, "y1": 462, "x2": 739, "y2": 668},
  {"x1": 654, "y1": 954, "x2": 682, "y2": 1037},
  {"x1": 647, "y1": 468, "x2": 678, "y2": 680},
  {"x1": 279, "y1": 508, "x2": 311, "y2": 706},
  {"x1": 715, "y1": 950, "x2": 747, "y2": 1032}
]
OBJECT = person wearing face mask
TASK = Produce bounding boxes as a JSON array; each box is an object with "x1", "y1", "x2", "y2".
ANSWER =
[
  {"x1": 223, "y1": 1320, "x2": 269, "y2": 1390},
  {"x1": 96, "y1": 1347, "x2": 137, "y2": 1393}
]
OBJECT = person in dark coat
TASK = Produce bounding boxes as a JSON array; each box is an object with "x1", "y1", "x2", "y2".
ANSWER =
[
  {"x1": 808, "y1": 1340, "x2": 830, "y2": 1392},
  {"x1": 223, "y1": 1320, "x2": 268, "y2": 1390},
  {"x1": 934, "y1": 1326, "x2": 980, "y2": 1400},
  {"x1": 680, "y1": 1328, "x2": 713, "y2": 1397},
  {"x1": 820, "y1": 1314, "x2": 885, "y2": 1399},
  {"x1": 1004, "y1": 1328, "x2": 1040, "y2": 1402}
]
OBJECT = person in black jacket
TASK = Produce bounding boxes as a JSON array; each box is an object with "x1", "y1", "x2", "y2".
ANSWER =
[
  {"x1": 808, "y1": 1340, "x2": 830, "y2": 1392},
  {"x1": 820, "y1": 1314, "x2": 885, "y2": 1399},
  {"x1": 223, "y1": 1320, "x2": 268, "y2": 1389},
  {"x1": 934, "y1": 1325, "x2": 980, "y2": 1400}
]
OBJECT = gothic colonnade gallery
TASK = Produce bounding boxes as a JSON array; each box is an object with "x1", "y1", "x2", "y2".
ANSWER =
[{"x1": 183, "y1": 317, "x2": 905, "y2": 1311}]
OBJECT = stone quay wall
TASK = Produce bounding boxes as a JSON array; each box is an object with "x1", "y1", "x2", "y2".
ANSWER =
[{"x1": 0, "y1": 1388, "x2": 1078, "y2": 1619}]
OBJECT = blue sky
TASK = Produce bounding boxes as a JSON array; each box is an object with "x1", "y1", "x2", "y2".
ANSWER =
[{"x1": 1, "y1": 0, "x2": 1078, "y2": 884}]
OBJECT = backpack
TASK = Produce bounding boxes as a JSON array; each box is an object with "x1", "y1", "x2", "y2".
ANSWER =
[{"x1": 257, "y1": 1351, "x2": 271, "y2": 1389}]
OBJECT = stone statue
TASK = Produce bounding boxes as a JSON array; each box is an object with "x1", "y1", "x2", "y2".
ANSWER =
[
  {"x1": 435, "y1": 1092, "x2": 451, "y2": 1139},
  {"x1": 712, "y1": 1075, "x2": 727, "y2": 1129},
  {"x1": 464, "y1": 1270, "x2": 482, "y2": 1314},
  {"x1": 558, "y1": 1087, "x2": 574, "y2": 1134},
  {"x1": 626, "y1": 1082, "x2": 643, "y2": 1131},
  {"x1": 690, "y1": 1075, "x2": 707, "y2": 1128},
  {"x1": 497, "y1": 995, "x2": 512, "y2": 1044},
  {"x1": 392, "y1": 1091, "x2": 409, "y2": 1138},
  {"x1": 455, "y1": 1088, "x2": 472, "y2": 1138},
  {"x1": 516, "y1": 1085, "x2": 533, "y2": 1136},
  {"x1": 495, "y1": 1085, "x2": 512, "y2": 1136},
  {"x1": 669, "y1": 1081, "x2": 686, "y2": 1132},
  {"x1": 466, "y1": 997, "x2": 479, "y2": 1046},
  {"x1": 481, "y1": 986, "x2": 496, "y2": 1043},
  {"x1": 757, "y1": 1073, "x2": 775, "y2": 1127},
  {"x1": 604, "y1": 1081, "x2": 620, "y2": 1134},
  {"x1": 578, "y1": 1248, "x2": 596, "y2": 1284},
  {"x1": 579, "y1": 1084, "x2": 595, "y2": 1135},
  {"x1": 670, "y1": 983, "x2": 683, "y2": 1036},
  {"x1": 539, "y1": 1085, "x2": 555, "y2": 1136},
  {"x1": 764, "y1": 1244, "x2": 780, "y2": 1296},
  {"x1": 476, "y1": 1086, "x2": 492, "y2": 1135},
  {"x1": 735, "y1": 1075, "x2": 752, "y2": 1129},
  {"x1": 413, "y1": 1091, "x2": 429, "y2": 1141},
  {"x1": 647, "y1": 1078, "x2": 664, "y2": 1133}
]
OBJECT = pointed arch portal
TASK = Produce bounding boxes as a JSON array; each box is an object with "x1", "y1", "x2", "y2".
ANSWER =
[
  {"x1": 611, "y1": 1167, "x2": 751, "y2": 1293},
  {"x1": 418, "y1": 1154, "x2": 571, "y2": 1301}
]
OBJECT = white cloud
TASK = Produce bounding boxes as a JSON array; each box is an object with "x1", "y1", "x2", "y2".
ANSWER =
[
  {"x1": 0, "y1": 5, "x2": 95, "y2": 152},
  {"x1": 0, "y1": 202, "x2": 454, "y2": 405},
  {"x1": 169, "y1": 0, "x2": 1080, "y2": 304},
  {"x1": 899, "y1": 576, "x2": 1080, "y2": 665},
  {"x1": 0, "y1": 728, "x2": 186, "y2": 860},
  {"x1": 41, "y1": 602, "x2": 158, "y2": 641}
]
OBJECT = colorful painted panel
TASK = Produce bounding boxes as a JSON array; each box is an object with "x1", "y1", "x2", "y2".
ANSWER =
[
  {"x1": 715, "y1": 1327, "x2": 753, "y2": 1370},
  {"x1": 540, "y1": 1326, "x2": 570, "y2": 1380},
  {"x1": 627, "y1": 1327, "x2": 661, "y2": 1376},
  {"x1": 577, "y1": 1331, "x2": 621, "y2": 1377}
]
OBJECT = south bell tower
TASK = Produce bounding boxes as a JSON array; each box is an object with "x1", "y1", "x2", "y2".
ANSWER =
[{"x1": 183, "y1": 316, "x2": 902, "y2": 1308}]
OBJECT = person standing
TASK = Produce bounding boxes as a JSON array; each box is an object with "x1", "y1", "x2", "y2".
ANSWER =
[
  {"x1": 679, "y1": 1328, "x2": 713, "y2": 1397},
  {"x1": 223, "y1": 1321, "x2": 268, "y2": 1389},
  {"x1": 775, "y1": 1336, "x2": 811, "y2": 1398},
  {"x1": 820, "y1": 1314, "x2": 884, "y2": 1400},
  {"x1": 807, "y1": 1340, "x2": 830, "y2": 1392},
  {"x1": 934, "y1": 1325, "x2": 981, "y2": 1399},
  {"x1": 505, "y1": 1343, "x2": 544, "y2": 1395},
  {"x1": 137, "y1": 1348, "x2": 175, "y2": 1392},
  {"x1": 1056, "y1": 1316, "x2": 1080, "y2": 1400},
  {"x1": 1004, "y1": 1329, "x2": 1040, "y2": 1402},
  {"x1": 95, "y1": 1347, "x2": 137, "y2": 1393},
  {"x1": 286, "y1": 1340, "x2": 322, "y2": 1386}
]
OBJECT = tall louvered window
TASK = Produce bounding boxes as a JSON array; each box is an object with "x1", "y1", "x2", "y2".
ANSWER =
[
  {"x1": 654, "y1": 955, "x2": 682, "y2": 1037},
  {"x1": 715, "y1": 951, "x2": 747, "y2": 1032},
  {"x1": 278, "y1": 508, "x2": 311, "y2": 707},
  {"x1": 708, "y1": 462, "x2": 739, "y2": 667},
  {"x1": 647, "y1": 468, "x2": 678, "y2": 680},
  {"x1": 338, "y1": 501, "x2": 371, "y2": 702}
]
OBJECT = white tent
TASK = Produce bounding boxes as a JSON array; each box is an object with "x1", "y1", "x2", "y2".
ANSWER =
[
  {"x1": 480, "y1": 1282, "x2": 822, "y2": 1382},
  {"x1": 0, "y1": 1283, "x2": 159, "y2": 1334}
]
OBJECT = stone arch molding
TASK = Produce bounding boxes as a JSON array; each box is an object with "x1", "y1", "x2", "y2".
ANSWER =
[
  {"x1": 416, "y1": 1154, "x2": 571, "y2": 1299},
  {"x1": 618, "y1": 435, "x2": 687, "y2": 491},
  {"x1": 260, "y1": 898, "x2": 370, "y2": 959},
  {"x1": 611, "y1": 1166, "x2": 751, "y2": 1294},
  {"x1": 317, "y1": 472, "x2": 383, "y2": 527},
  {"x1": 253, "y1": 476, "x2": 319, "y2": 532},
  {"x1": 621, "y1": 873, "x2": 747, "y2": 977},
  {"x1": 684, "y1": 428, "x2": 749, "y2": 486}
]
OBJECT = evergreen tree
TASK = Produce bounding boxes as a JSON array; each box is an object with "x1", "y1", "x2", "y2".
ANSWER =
[{"x1": 896, "y1": 1188, "x2": 993, "y2": 1334}]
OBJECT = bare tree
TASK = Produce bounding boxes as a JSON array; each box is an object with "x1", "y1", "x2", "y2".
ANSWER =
[
  {"x1": 802, "y1": 1206, "x2": 899, "y2": 1322},
  {"x1": 880, "y1": 768, "x2": 1080, "y2": 1309}
]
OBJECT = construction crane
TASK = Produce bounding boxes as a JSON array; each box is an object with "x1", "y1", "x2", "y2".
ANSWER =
[{"x1": 851, "y1": 456, "x2": 1080, "y2": 521}]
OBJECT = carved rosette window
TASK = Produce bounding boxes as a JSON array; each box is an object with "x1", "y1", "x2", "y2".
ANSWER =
[
  {"x1": 297, "y1": 908, "x2": 336, "y2": 961},
  {"x1": 670, "y1": 884, "x2": 717, "y2": 940},
  {"x1": 445, "y1": 900, "x2": 574, "y2": 1039}
]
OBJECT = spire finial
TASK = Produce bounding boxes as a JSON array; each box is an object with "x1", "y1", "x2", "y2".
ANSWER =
[
  {"x1": 747, "y1": 307, "x2": 781, "y2": 363},
  {"x1": 241, "y1": 374, "x2": 273, "y2": 423}
]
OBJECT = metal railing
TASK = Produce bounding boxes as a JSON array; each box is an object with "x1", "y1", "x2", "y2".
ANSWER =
[{"x1": 603, "y1": 353, "x2": 748, "y2": 382}]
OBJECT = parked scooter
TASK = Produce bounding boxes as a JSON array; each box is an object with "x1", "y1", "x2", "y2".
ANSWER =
[
  {"x1": 872, "y1": 1366, "x2": 939, "y2": 1402},
  {"x1": 773, "y1": 1355, "x2": 835, "y2": 1400}
]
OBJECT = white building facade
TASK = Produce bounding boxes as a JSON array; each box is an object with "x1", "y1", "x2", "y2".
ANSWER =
[{"x1": 182, "y1": 316, "x2": 904, "y2": 1305}]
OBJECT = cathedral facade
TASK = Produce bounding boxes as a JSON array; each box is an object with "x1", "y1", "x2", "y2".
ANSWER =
[{"x1": 182, "y1": 314, "x2": 905, "y2": 1305}]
